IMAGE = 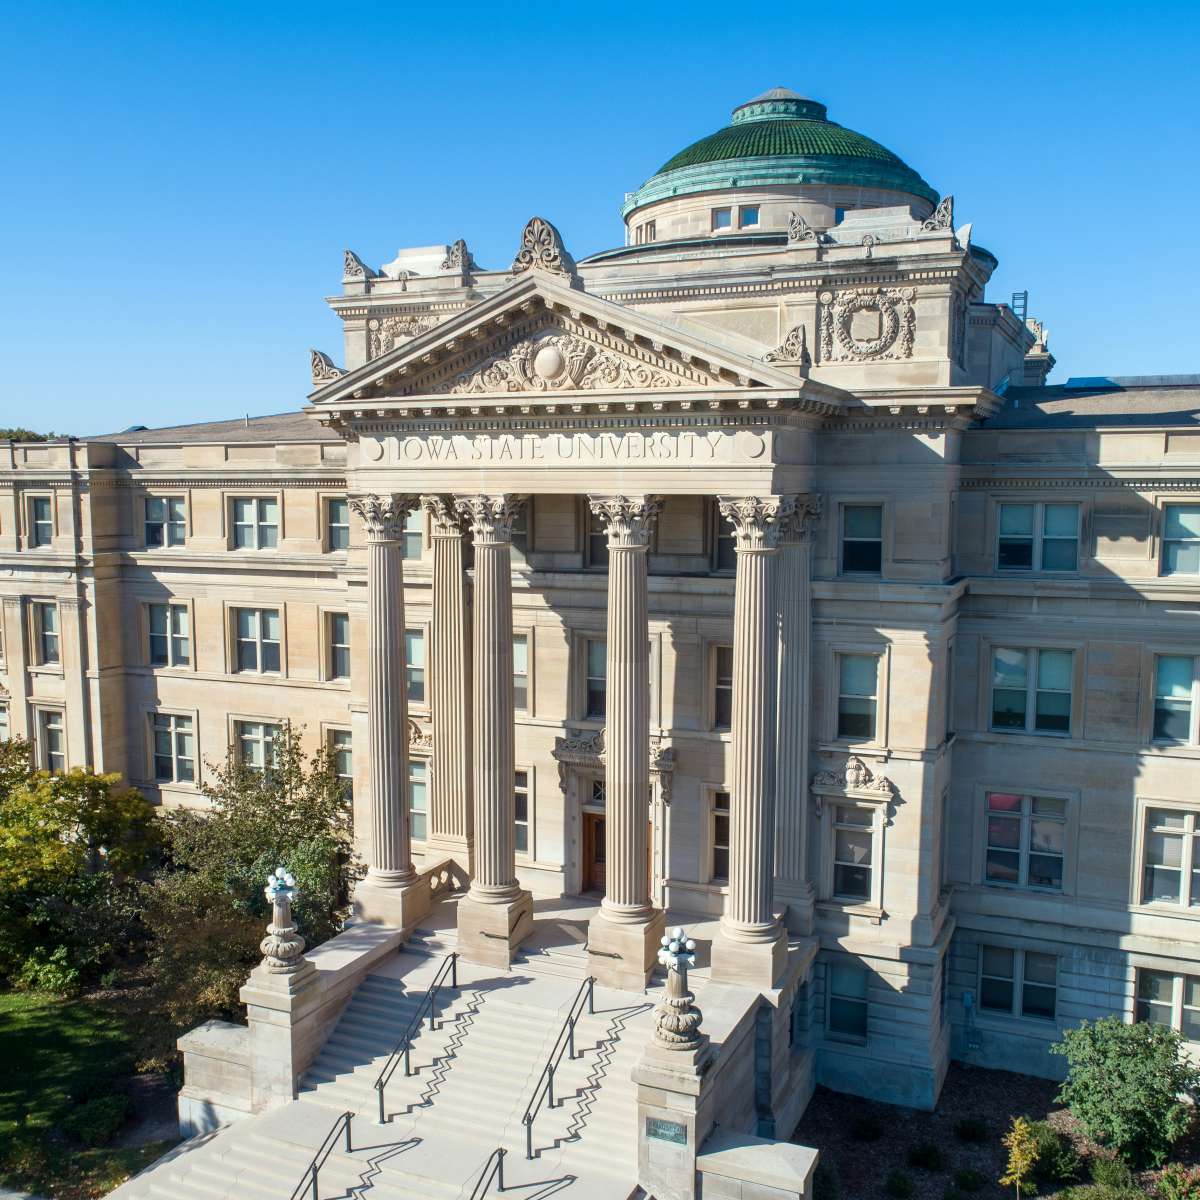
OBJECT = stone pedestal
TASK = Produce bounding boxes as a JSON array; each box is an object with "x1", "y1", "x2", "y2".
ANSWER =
[
  {"x1": 588, "y1": 907, "x2": 666, "y2": 991},
  {"x1": 352, "y1": 873, "x2": 432, "y2": 931},
  {"x1": 456, "y1": 891, "x2": 534, "y2": 970}
]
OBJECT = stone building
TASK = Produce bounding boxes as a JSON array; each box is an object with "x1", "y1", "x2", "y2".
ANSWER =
[{"x1": 4, "y1": 87, "x2": 1198, "y2": 1196}]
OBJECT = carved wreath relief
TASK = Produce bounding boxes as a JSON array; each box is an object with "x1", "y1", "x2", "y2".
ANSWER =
[
  {"x1": 368, "y1": 314, "x2": 440, "y2": 360},
  {"x1": 818, "y1": 287, "x2": 916, "y2": 363}
]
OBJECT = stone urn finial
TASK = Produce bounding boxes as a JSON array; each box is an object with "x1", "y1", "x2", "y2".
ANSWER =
[
  {"x1": 260, "y1": 868, "x2": 306, "y2": 973},
  {"x1": 653, "y1": 927, "x2": 705, "y2": 1051}
]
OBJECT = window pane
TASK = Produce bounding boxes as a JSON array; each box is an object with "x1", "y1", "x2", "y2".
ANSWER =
[
  {"x1": 405, "y1": 629, "x2": 425, "y2": 669},
  {"x1": 985, "y1": 850, "x2": 1021, "y2": 884},
  {"x1": 833, "y1": 864, "x2": 871, "y2": 900},
  {"x1": 837, "y1": 697, "x2": 875, "y2": 739},
  {"x1": 512, "y1": 636, "x2": 528, "y2": 675},
  {"x1": 587, "y1": 640, "x2": 606, "y2": 679},
  {"x1": 1164, "y1": 542, "x2": 1200, "y2": 575},
  {"x1": 1043, "y1": 504, "x2": 1078, "y2": 538},
  {"x1": 236, "y1": 609, "x2": 255, "y2": 637},
  {"x1": 981, "y1": 946, "x2": 1014, "y2": 978},
  {"x1": 987, "y1": 814, "x2": 1021, "y2": 849},
  {"x1": 1164, "y1": 505, "x2": 1200, "y2": 540},
  {"x1": 988, "y1": 792, "x2": 1024, "y2": 813},
  {"x1": 999, "y1": 505, "x2": 1035, "y2": 536},
  {"x1": 830, "y1": 963, "x2": 868, "y2": 1000},
  {"x1": 1037, "y1": 650, "x2": 1073, "y2": 691},
  {"x1": 844, "y1": 506, "x2": 882, "y2": 539},
  {"x1": 331, "y1": 613, "x2": 349, "y2": 644},
  {"x1": 997, "y1": 538, "x2": 1034, "y2": 569},
  {"x1": 1040, "y1": 539, "x2": 1078, "y2": 571},
  {"x1": 1034, "y1": 690, "x2": 1071, "y2": 732},
  {"x1": 712, "y1": 208, "x2": 732, "y2": 230},
  {"x1": 1022, "y1": 983, "x2": 1057, "y2": 1019},
  {"x1": 1158, "y1": 656, "x2": 1195, "y2": 699},
  {"x1": 992, "y1": 689, "x2": 1027, "y2": 729},
  {"x1": 1138, "y1": 970, "x2": 1174, "y2": 1004},
  {"x1": 980, "y1": 977, "x2": 1014, "y2": 1011},
  {"x1": 842, "y1": 540, "x2": 883, "y2": 573},
  {"x1": 738, "y1": 205, "x2": 759, "y2": 227},
  {"x1": 992, "y1": 648, "x2": 1028, "y2": 689},
  {"x1": 262, "y1": 609, "x2": 281, "y2": 641},
  {"x1": 261, "y1": 642, "x2": 280, "y2": 672},
  {"x1": 840, "y1": 655, "x2": 877, "y2": 697},
  {"x1": 835, "y1": 828, "x2": 872, "y2": 866},
  {"x1": 1024, "y1": 951, "x2": 1056, "y2": 984}
]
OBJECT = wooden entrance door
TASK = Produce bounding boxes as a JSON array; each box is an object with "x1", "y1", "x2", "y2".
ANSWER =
[{"x1": 583, "y1": 812, "x2": 606, "y2": 894}]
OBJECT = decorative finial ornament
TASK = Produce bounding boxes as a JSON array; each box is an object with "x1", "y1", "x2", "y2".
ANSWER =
[
  {"x1": 921, "y1": 195, "x2": 954, "y2": 232},
  {"x1": 764, "y1": 325, "x2": 812, "y2": 367},
  {"x1": 511, "y1": 216, "x2": 577, "y2": 278},
  {"x1": 260, "y1": 868, "x2": 307, "y2": 973},
  {"x1": 440, "y1": 239, "x2": 474, "y2": 271},
  {"x1": 343, "y1": 249, "x2": 377, "y2": 280},
  {"x1": 787, "y1": 210, "x2": 820, "y2": 244},
  {"x1": 311, "y1": 349, "x2": 346, "y2": 386},
  {"x1": 653, "y1": 927, "x2": 705, "y2": 1051}
]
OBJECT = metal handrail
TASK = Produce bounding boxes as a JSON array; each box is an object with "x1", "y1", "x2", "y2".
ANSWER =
[
  {"x1": 373, "y1": 951, "x2": 459, "y2": 1123},
  {"x1": 468, "y1": 1147, "x2": 507, "y2": 1198},
  {"x1": 521, "y1": 975, "x2": 595, "y2": 1159},
  {"x1": 287, "y1": 1110, "x2": 353, "y2": 1200}
]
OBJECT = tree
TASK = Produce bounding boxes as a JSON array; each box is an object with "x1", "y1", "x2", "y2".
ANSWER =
[
  {"x1": 1051, "y1": 1017, "x2": 1200, "y2": 1166},
  {"x1": 0, "y1": 428, "x2": 59, "y2": 442},
  {"x1": 1000, "y1": 1116, "x2": 1039, "y2": 1200}
]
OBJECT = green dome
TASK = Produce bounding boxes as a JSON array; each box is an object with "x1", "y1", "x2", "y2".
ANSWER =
[{"x1": 623, "y1": 88, "x2": 937, "y2": 216}]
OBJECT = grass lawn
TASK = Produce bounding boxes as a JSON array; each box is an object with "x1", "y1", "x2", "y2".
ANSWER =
[{"x1": 0, "y1": 989, "x2": 177, "y2": 1199}]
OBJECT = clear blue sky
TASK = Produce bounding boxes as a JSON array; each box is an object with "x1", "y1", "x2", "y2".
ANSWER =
[{"x1": 1, "y1": 0, "x2": 1197, "y2": 434}]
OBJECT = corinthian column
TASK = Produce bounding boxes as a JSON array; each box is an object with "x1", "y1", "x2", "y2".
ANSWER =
[
  {"x1": 711, "y1": 495, "x2": 795, "y2": 989},
  {"x1": 349, "y1": 494, "x2": 431, "y2": 930},
  {"x1": 775, "y1": 496, "x2": 821, "y2": 934},
  {"x1": 421, "y1": 495, "x2": 473, "y2": 870},
  {"x1": 454, "y1": 494, "x2": 533, "y2": 968},
  {"x1": 586, "y1": 495, "x2": 665, "y2": 990}
]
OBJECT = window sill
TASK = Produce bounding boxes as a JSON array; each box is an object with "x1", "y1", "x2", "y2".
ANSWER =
[
  {"x1": 981, "y1": 881, "x2": 1069, "y2": 899},
  {"x1": 987, "y1": 728, "x2": 1072, "y2": 741},
  {"x1": 823, "y1": 1032, "x2": 868, "y2": 1047},
  {"x1": 27, "y1": 665, "x2": 64, "y2": 677},
  {"x1": 972, "y1": 1011, "x2": 1060, "y2": 1035},
  {"x1": 1130, "y1": 901, "x2": 1200, "y2": 921},
  {"x1": 817, "y1": 900, "x2": 884, "y2": 924}
]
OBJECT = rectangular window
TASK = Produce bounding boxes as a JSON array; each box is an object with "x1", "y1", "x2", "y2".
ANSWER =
[
  {"x1": 32, "y1": 601, "x2": 60, "y2": 666},
  {"x1": 837, "y1": 654, "x2": 879, "y2": 740},
  {"x1": 1137, "y1": 971, "x2": 1200, "y2": 1042},
  {"x1": 984, "y1": 792, "x2": 1067, "y2": 891},
  {"x1": 1141, "y1": 808, "x2": 1199, "y2": 908},
  {"x1": 827, "y1": 962, "x2": 869, "y2": 1042},
  {"x1": 148, "y1": 603, "x2": 190, "y2": 667},
  {"x1": 329, "y1": 729, "x2": 352, "y2": 801},
  {"x1": 28, "y1": 496, "x2": 53, "y2": 547},
  {"x1": 513, "y1": 634, "x2": 529, "y2": 713},
  {"x1": 586, "y1": 508, "x2": 609, "y2": 569},
  {"x1": 326, "y1": 498, "x2": 351, "y2": 551},
  {"x1": 644, "y1": 220, "x2": 656, "y2": 242},
  {"x1": 711, "y1": 207, "x2": 732, "y2": 231},
  {"x1": 832, "y1": 806, "x2": 874, "y2": 901},
  {"x1": 0, "y1": 702, "x2": 8, "y2": 742},
  {"x1": 511, "y1": 503, "x2": 529, "y2": 565},
  {"x1": 236, "y1": 720, "x2": 280, "y2": 772},
  {"x1": 36, "y1": 709, "x2": 65, "y2": 772},
  {"x1": 979, "y1": 946, "x2": 1057, "y2": 1019},
  {"x1": 841, "y1": 505, "x2": 883, "y2": 574},
  {"x1": 152, "y1": 712, "x2": 195, "y2": 784},
  {"x1": 401, "y1": 507, "x2": 423, "y2": 560},
  {"x1": 713, "y1": 501, "x2": 737, "y2": 571},
  {"x1": 713, "y1": 645, "x2": 734, "y2": 730},
  {"x1": 405, "y1": 628, "x2": 425, "y2": 704},
  {"x1": 711, "y1": 790, "x2": 730, "y2": 883},
  {"x1": 409, "y1": 759, "x2": 428, "y2": 841},
  {"x1": 145, "y1": 497, "x2": 186, "y2": 548},
  {"x1": 1154, "y1": 655, "x2": 1198, "y2": 743},
  {"x1": 585, "y1": 639, "x2": 606, "y2": 719},
  {"x1": 990, "y1": 647, "x2": 1073, "y2": 734},
  {"x1": 234, "y1": 608, "x2": 281, "y2": 673},
  {"x1": 1162, "y1": 504, "x2": 1200, "y2": 576},
  {"x1": 329, "y1": 613, "x2": 350, "y2": 680},
  {"x1": 738, "y1": 205, "x2": 760, "y2": 228},
  {"x1": 997, "y1": 502, "x2": 1080, "y2": 572},
  {"x1": 515, "y1": 770, "x2": 530, "y2": 855},
  {"x1": 232, "y1": 497, "x2": 279, "y2": 550}
]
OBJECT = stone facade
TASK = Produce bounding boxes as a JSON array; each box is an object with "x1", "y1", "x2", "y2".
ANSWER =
[{"x1": 2, "y1": 88, "x2": 1198, "y2": 1125}]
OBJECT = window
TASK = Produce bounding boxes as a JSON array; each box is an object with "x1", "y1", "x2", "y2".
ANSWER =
[
  {"x1": 585, "y1": 639, "x2": 606, "y2": 719},
  {"x1": 738, "y1": 205, "x2": 760, "y2": 228},
  {"x1": 712, "y1": 502, "x2": 737, "y2": 572},
  {"x1": 1162, "y1": 504, "x2": 1200, "y2": 575},
  {"x1": 236, "y1": 721, "x2": 280, "y2": 772},
  {"x1": 841, "y1": 505, "x2": 883, "y2": 574},
  {"x1": 586, "y1": 508, "x2": 609, "y2": 569},
  {"x1": 515, "y1": 770, "x2": 530, "y2": 855},
  {"x1": 511, "y1": 502, "x2": 529, "y2": 564},
  {"x1": 997, "y1": 502, "x2": 1079, "y2": 572},
  {"x1": 711, "y1": 791, "x2": 730, "y2": 883},
  {"x1": 837, "y1": 654, "x2": 879, "y2": 739},
  {"x1": 832, "y1": 806, "x2": 874, "y2": 901},
  {"x1": 711, "y1": 207, "x2": 732, "y2": 231},
  {"x1": 405, "y1": 628, "x2": 425, "y2": 704},
  {"x1": 979, "y1": 946, "x2": 1057, "y2": 1019},
  {"x1": 329, "y1": 729, "x2": 352, "y2": 801},
  {"x1": 1141, "y1": 808, "x2": 1199, "y2": 907},
  {"x1": 1137, "y1": 971, "x2": 1200, "y2": 1041},
  {"x1": 234, "y1": 608, "x2": 281, "y2": 673},
  {"x1": 0, "y1": 703, "x2": 8, "y2": 741},
  {"x1": 408, "y1": 759, "x2": 428, "y2": 841},
  {"x1": 28, "y1": 496, "x2": 53, "y2": 547},
  {"x1": 401, "y1": 508, "x2": 423, "y2": 560},
  {"x1": 36, "y1": 709, "x2": 65, "y2": 772},
  {"x1": 713, "y1": 646, "x2": 734, "y2": 730},
  {"x1": 151, "y1": 713, "x2": 195, "y2": 784},
  {"x1": 834, "y1": 206, "x2": 847, "y2": 223},
  {"x1": 329, "y1": 613, "x2": 350, "y2": 680},
  {"x1": 145, "y1": 497, "x2": 185, "y2": 548},
  {"x1": 32, "y1": 602, "x2": 60, "y2": 666},
  {"x1": 984, "y1": 792, "x2": 1067, "y2": 891},
  {"x1": 326, "y1": 498, "x2": 351, "y2": 551},
  {"x1": 1154, "y1": 655, "x2": 1198, "y2": 742},
  {"x1": 990, "y1": 648, "x2": 1073, "y2": 734},
  {"x1": 232, "y1": 497, "x2": 279, "y2": 549},
  {"x1": 644, "y1": 220, "x2": 656, "y2": 242},
  {"x1": 148, "y1": 603, "x2": 190, "y2": 667},
  {"x1": 513, "y1": 634, "x2": 529, "y2": 713},
  {"x1": 827, "y1": 961, "x2": 868, "y2": 1042}
]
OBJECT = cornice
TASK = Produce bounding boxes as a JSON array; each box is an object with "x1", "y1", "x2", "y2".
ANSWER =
[
  {"x1": 83, "y1": 474, "x2": 347, "y2": 490},
  {"x1": 962, "y1": 476, "x2": 1200, "y2": 491}
]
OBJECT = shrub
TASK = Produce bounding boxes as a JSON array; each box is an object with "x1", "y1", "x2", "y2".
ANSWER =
[
  {"x1": 1061, "y1": 1186, "x2": 1143, "y2": 1200},
  {"x1": 813, "y1": 1162, "x2": 841, "y2": 1200},
  {"x1": 14, "y1": 945, "x2": 81, "y2": 995},
  {"x1": 954, "y1": 1117, "x2": 989, "y2": 1144},
  {"x1": 1001, "y1": 1116, "x2": 1039, "y2": 1199},
  {"x1": 62, "y1": 1093, "x2": 130, "y2": 1147},
  {"x1": 1028, "y1": 1118, "x2": 1081, "y2": 1184},
  {"x1": 850, "y1": 1113, "x2": 884, "y2": 1142},
  {"x1": 953, "y1": 1168, "x2": 986, "y2": 1192},
  {"x1": 1052, "y1": 1016, "x2": 1200, "y2": 1166},
  {"x1": 1091, "y1": 1157, "x2": 1135, "y2": 1190},
  {"x1": 907, "y1": 1142, "x2": 944, "y2": 1170},
  {"x1": 884, "y1": 1170, "x2": 915, "y2": 1199},
  {"x1": 1159, "y1": 1164, "x2": 1200, "y2": 1200}
]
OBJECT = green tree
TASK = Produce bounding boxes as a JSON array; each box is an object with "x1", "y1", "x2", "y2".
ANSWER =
[
  {"x1": 1051, "y1": 1017, "x2": 1200, "y2": 1166},
  {"x1": 0, "y1": 428, "x2": 59, "y2": 442},
  {"x1": 1000, "y1": 1116, "x2": 1039, "y2": 1200}
]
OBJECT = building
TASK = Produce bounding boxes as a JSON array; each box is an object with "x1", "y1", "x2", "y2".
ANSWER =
[{"x1": 4, "y1": 86, "x2": 1199, "y2": 1195}]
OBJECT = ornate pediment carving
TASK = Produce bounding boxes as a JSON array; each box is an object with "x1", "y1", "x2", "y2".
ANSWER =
[
  {"x1": 818, "y1": 287, "x2": 916, "y2": 363},
  {"x1": 407, "y1": 717, "x2": 433, "y2": 753},
  {"x1": 921, "y1": 195, "x2": 954, "y2": 232},
  {"x1": 343, "y1": 249, "x2": 377, "y2": 280},
  {"x1": 311, "y1": 349, "x2": 346, "y2": 385},
  {"x1": 812, "y1": 755, "x2": 896, "y2": 797},
  {"x1": 368, "y1": 314, "x2": 442, "y2": 360},
  {"x1": 764, "y1": 325, "x2": 811, "y2": 367},
  {"x1": 511, "y1": 217, "x2": 577, "y2": 279},
  {"x1": 552, "y1": 728, "x2": 676, "y2": 800}
]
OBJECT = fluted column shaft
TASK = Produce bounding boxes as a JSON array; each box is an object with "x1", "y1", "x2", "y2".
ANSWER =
[
  {"x1": 423, "y1": 496, "x2": 473, "y2": 855},
  {"x1": 350, "y1": 494, "x2": 420, "y2": 884},
  {"x1": 590, "y1": 495, "x2": 662, "y2": 921},
  {"x1": 457, "y1": 495, "x2": 523, "y2": 902}
]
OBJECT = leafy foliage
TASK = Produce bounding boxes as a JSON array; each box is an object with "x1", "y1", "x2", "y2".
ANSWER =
[
  {"x1": 1052, "y1": 1017, "x2": 1200, "y2": 1166},
  {"x1": 1028, "y1": 1118, "x2": 1081, "y2": 1184},
  {"x1": 1158, "y1": 1164, "x2": 1200, "y2": 1200},
  {"x1": 1000, "y1": 1116, "x2": 1040, "y2": 1199},
  {"x1": 0, "y1": 428, "x2": 59, "y2": 442}
]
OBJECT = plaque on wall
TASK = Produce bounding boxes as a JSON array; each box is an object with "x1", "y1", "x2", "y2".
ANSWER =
[{"x1": 646, "y1": 1117, "x2": 688, "y2": 1145}]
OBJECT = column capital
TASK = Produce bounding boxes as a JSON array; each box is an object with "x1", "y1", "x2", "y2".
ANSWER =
[
  {"x1": 454, "y1": 494, "x2": 525, "y2": 544},
  {"x1": 779, "y1": 494, "x2": 823, "y2": 545},
  {"x1": 717, "y1": 495, "x2": 797, "y2": 552},
  {"x1": 421, "y1": 494, "x2": 467, "y2": 538},
  {"x1": 588, "y1": 494, "x2": 663, "y2": 549},
  {"x1": 349, "y1": 494, "x2": 419, "y2": 542}
]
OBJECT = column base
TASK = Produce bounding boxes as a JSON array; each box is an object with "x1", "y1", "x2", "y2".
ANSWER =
[
  {"x1": 352, "y1": 874, "x2": 431, "y2": 933},
  {"x1": 775, "y1": 880, "x2": 815, "y2": 936},
  {"x1": 587, "y1": 908, "x2": 666, "y2": 991},
  {"x1": 710, "y1": 923, "x2": 788, "y2": 990},
  {"x1": 456, "y1": 890, "x2": 533, "y2": 969}
]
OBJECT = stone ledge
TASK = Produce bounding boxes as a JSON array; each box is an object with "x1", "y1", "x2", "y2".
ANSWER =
[{"x1": 698, "y1": 1128, "x2": 818, "y2": 1198}]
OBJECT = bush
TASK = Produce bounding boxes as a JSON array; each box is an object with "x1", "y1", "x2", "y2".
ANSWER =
[
  {"x1": 850, "y1": 1114, "x2": 884, "y2": 1142},
  {"x1": 954, "y1": 1117, "x2": 989, "y2": 1144},
  {"x1": 906, "y1": 1142, "x2": 944, "y2": 1170},
  {"x1": 1061, "y1": 1186, "x2": 1143, "y2": 1200},
  {"x1": 953, "y1": 1168, "x2": 986, "y2": 1192},
  {"x1": 1091, "y1": 1158, "x2": 1135, "y2": 1190},
  {"x1": 1159, "y1": 1164, "x2": 1200, "y2": 1200},
  {"x1": 1052, "y1": 1016, "x2": 1200, "y2": 1166},
  {"x1": 1028, "y1": 1118, "x2": 1081, "y2": 1184},
  {"x1": 14, "y1": 945, "x2": 81, "y2": 995},
  {"x1": 884, "y1": 1170, "x2": 915, "y2": 1199},
  {"x1": 812, "y1": 1162, "x2": 841, "y2": 1200},
  {"x1": 61, "y1": 1093, "x2": 130, "y2": 1146}
]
